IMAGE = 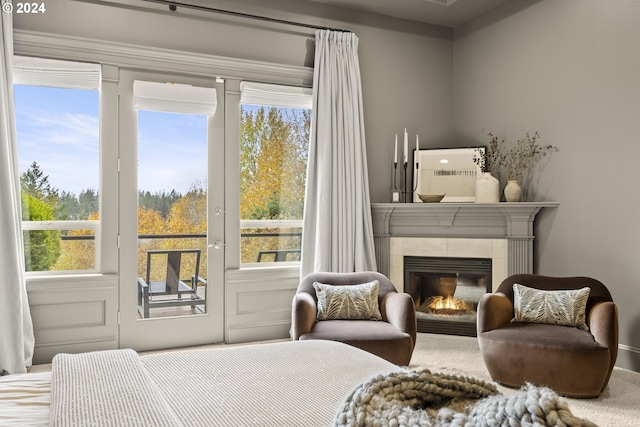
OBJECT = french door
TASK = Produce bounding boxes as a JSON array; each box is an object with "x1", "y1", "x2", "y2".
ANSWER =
[{"x1": 118, "y1": 69, "x2": 224, "y2": 350}]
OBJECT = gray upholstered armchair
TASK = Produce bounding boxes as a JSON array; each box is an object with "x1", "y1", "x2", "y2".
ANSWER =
[
  {"x1": 477, "y1": 274, "x2": 618, "y2": 398},
  {"x1": 291, "y1": 271, "x2": 417, "y2": 366}
]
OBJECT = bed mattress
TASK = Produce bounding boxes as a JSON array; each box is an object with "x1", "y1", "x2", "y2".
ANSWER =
[{"x1": 0, "y1": 340, "x2": 401, "y2": 426}]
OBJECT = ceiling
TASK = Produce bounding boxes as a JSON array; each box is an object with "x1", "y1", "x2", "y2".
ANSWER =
[{"x1": 305, "y1": 0, "x2": 510, "y2": 27}]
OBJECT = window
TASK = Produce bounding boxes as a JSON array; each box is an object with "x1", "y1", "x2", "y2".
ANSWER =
[
  {"x1": 239, "y1": 82, "x2": 312, "y2": 264},
  {"x1": 13, "y1": 56, "x2": 101, "y2": 273}
]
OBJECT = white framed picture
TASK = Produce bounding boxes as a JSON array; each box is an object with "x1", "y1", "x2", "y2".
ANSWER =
[{"x1": 413, "y1": 147, "x2": 484, "y2": 203}]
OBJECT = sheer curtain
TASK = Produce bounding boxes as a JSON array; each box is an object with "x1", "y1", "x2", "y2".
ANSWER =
[
  {"x1": 301, "y1": 30, "x2": 377, "y2": 276},
  {"x1": 0, "y1": 7, "x2": 35, "y2": 374}
]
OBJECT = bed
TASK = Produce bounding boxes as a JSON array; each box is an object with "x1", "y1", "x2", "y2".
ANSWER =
[{"x1": 0, "y1": 340, "x2": 402, "y2": 426}]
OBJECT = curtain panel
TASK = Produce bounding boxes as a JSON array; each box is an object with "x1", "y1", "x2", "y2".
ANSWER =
[
  {"x1": 0, "y1": 6, "x2": 35, "y2": 374},
  {"x1": 301, "y1": 30, "x2": 377, "y2": 275}
]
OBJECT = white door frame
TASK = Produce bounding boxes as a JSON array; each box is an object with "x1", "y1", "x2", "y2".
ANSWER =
[{"x1": 118, "y1": 69, "x2": 224, "y2": 350}]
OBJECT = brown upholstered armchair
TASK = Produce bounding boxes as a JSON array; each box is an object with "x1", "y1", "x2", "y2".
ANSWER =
[
  {"x1": 291, "y1": 271, "x2": 417, "y2": 366},
  {"x1": 477, "y1": 274, "x2": 618, "y2": 398}
]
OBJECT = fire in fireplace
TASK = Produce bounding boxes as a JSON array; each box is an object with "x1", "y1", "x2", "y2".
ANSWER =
[{"x1": 404, "y1": 256, "x2": 492, "y2": 337}]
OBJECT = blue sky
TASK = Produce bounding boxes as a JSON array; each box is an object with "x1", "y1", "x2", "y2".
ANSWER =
[
  {"x1": 14, "y1": 85, "x2": 207, "y2": 196},
  {"x1": 14, "y1": 85, "x2": 100, "y2": 195},
  {"x1": 137, "y1": 110, "x2": 207, "y2": 194}
]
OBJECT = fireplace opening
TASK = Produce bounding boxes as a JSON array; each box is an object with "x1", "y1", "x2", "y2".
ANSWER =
[{"x1": 404, "y1": 256, "x2": 491, "y2": 337}]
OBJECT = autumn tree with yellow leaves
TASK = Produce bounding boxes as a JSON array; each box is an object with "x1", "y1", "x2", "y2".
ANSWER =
[{"x1": 240, "y1": 106, "x2": 310, "y2": 263}]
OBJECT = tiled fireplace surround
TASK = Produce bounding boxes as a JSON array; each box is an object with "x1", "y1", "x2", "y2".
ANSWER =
[
  {"x1": 389, "y1": 237, "x2": 506, "y2": 292},
  {"x1": 371, "y1": 202, "x2": 558, "y2": 294}
]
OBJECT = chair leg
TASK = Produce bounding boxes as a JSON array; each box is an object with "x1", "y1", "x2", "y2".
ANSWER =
[{"x1": 143, "y1": 286, "x2": 150, "y2": 318}]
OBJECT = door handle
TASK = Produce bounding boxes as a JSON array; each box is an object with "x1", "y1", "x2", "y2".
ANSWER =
[{"x1": 209, "y1": 241, "x2": 224, "y2": 250}]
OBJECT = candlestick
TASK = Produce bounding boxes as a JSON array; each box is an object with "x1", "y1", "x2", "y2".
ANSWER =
[{"x1": 392, "y1": 132, "x2": 420, "y2": 203}]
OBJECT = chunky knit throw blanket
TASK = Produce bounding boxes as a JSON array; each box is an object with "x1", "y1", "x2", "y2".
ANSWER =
[{"x1": 333, "y1": 369, "x2": 597, "y2": 427}]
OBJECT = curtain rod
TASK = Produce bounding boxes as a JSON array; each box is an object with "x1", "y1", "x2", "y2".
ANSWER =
[{"x1": 139, "y1": 0, "x2": 350, "y2": 33}]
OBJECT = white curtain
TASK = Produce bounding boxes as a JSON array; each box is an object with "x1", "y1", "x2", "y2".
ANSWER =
[
  {"x1": 0, "y1": 6, "x2": 35, "y2": 374},
  {"x1": 301, "y1": 30, "x2": 377, "y2": 275}
]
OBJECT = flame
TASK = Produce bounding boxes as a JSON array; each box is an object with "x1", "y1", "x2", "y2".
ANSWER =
[{"x1": 428, "y1": 295, "x2": 468, "y2": 312}]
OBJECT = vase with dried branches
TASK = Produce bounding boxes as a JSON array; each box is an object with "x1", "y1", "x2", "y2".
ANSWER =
[{"x1": 475, "y1": 130, "x2": 558, "y2": 202}]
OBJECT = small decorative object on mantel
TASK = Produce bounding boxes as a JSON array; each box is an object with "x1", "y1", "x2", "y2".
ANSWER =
[
  {"x1": 473, "y1": 132, "x2": 504, "y2": 203},
  {"x1": 503, "y1": 180, "x2": 522, "y2": 202},
  {"x1": 475, "y1": 173, "x2": 500, "y2": 203},
  {"x1": 474, "y1": 130, "x2": 558, "y2": 202},
  {"x1": 503, "y1": 131, "x2": 558, "y2": 201},
  {"x1": 392, "y1": 128, "x2": 419, "y2": 202},
  {"x1": 418, "y1": 194, "x2": 445, "y2": 203}
]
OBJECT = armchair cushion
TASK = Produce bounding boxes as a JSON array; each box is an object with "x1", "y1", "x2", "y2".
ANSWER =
[
  {"x1": 512, "y1": 283, "x2": 590, "y2": 331},
  {"x1": 313, "y1": 280, "x2": 382, "y2": 321}
]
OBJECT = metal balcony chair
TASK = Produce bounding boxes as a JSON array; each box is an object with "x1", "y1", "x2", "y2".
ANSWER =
[{"x1": 137, "y1": 249, "x2": 207, "y2": 318}]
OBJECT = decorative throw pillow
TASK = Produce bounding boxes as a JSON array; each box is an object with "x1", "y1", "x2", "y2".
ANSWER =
[
  {"x1": 313, "y1": 280, "x2": 382, "y2": 321},
  {"x1": 511, "y1": 283, "x2": 590, "y2": 331}
]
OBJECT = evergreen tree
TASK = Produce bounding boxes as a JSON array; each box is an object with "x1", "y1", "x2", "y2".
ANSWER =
[
  {"x1": 139, "y1": 189, "x2": 182, "y2": 218},
  {"x1": 20, "y1": 161, "x2": 58, "y2": 206},
  {"x1": 57, "y1": 191, "x2": 80, "y2": 220},
  {"x1": 78, "y1": 188, "x2": 99, "y2": 219}
]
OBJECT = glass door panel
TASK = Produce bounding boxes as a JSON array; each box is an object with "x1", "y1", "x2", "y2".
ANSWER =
[
  {"x1": 137, "y1": 110, "x2": 208, "y2": 319},
  {"x1": 119, "y1": 70, "x2": 224, "y2": 350}
]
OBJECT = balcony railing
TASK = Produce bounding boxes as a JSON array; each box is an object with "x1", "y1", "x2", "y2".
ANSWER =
[{"x1": 24, "y1": 219, "x2": 302, "y2": 273}]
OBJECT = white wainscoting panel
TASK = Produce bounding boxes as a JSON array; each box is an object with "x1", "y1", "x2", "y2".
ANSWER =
[
  {"x1": 27, "y1": 274, "x2": 118, "y2": 364},
  {"x1": 225, "y1": 266, "x2": 300, "y2": 343}
]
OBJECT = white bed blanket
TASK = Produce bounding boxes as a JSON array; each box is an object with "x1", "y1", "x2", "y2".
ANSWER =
[
  {"x1": 47, "y1": 340, "x2": 399, "y2": 427},
  {"x1": 50, "y1": 348, "x2": 182, "y2": 427}
]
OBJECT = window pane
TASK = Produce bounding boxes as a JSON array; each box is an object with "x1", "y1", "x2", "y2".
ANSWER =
[
  {"x1": 14, "y1": 85, "x2": 99, "y2": 272},
  {"x1": 137, "y1": 110, "x2": 208, "y2": 317},
  {"x1": 239, "y1": 105, "x2": 310, "y2": 264},
  {"x1": 23, "y1": 229, "x2": 96, "y2": 272}
]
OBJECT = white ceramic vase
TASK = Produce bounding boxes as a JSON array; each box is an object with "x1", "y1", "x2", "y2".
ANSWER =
[
  {"x1": 504, "y1": 180, "x2": 522, "y2": 202},
  {"x1": 475, "y1": 172, "x2": 500, "y2": 203}
]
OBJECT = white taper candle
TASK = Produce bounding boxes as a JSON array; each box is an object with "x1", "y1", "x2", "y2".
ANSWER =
[
  {"x1": 403, "y1": 128, "x2": 408, "y2": 164},
  {"x1": 394, "y1": 134, "x2": 398, "y2": 164}
]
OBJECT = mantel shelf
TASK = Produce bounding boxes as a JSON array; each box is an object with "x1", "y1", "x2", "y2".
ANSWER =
[
  {"x1": 370, "y1": 202, "x2": 559, "y2": 278},
  {"x1": 371, "y1": 202, "x2": 558, "y2": 239}
]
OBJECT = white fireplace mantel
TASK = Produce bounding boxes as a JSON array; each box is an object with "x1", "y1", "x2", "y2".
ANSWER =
[{"x1": 371, "y1": 202, "x2": 559, "y2": 285}]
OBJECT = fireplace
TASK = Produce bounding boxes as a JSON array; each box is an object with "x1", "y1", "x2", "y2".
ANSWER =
[
  {"x1": 371, "y1": 202, "x2": 557, "y2": 336},
  {"x1": 404, "y1": 256, "x2": 491, "y2": 337}
]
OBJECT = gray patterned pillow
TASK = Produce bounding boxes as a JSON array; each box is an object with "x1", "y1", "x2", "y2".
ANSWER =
[
  {"x1": 313, "y1": 280, "x2": 382, "y2": 321},
  {"x1": 511, "y1": 283, "x2": 590, "y2": 331}
]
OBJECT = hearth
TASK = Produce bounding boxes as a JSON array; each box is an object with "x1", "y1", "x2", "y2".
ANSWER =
[{"x1": 404, "y1": 256, "x2": 491, "y2": 337}]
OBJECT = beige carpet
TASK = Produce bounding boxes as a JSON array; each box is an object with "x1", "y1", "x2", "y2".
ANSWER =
[{"x1": 409, "y1": 333, "x2": 640, "y2": 427}]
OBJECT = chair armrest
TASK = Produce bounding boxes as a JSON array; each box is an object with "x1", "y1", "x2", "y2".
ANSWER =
[
  {"x1": 380, "y1": 292, "x2": 417, "y2": 346},
  {"x1": 589, "y1": 301, "x2": 618, "y2": 351},
  {"x1": 291, "y1": 293, "x2": 317, "y2": 340},
  {"x1": 477, "y1": 293, "x2": 513, "y2": 333},
  {"x1": 137, "y1": 278, "x2": 148, "y2": 305}
]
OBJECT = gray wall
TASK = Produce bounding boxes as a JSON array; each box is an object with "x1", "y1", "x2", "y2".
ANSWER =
[{"x1": 454, "y1": 0, "x2": 640, "y2": 370}]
